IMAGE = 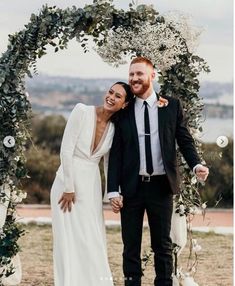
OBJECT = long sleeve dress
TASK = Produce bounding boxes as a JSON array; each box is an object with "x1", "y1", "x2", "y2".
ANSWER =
[{"x1": 50, "y1": 103, "x2": 114, "y2": 286}]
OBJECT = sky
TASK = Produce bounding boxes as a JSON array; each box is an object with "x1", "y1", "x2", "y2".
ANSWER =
[{"x1": 0, "y1": 0, "x2": 233, "y2": 82}]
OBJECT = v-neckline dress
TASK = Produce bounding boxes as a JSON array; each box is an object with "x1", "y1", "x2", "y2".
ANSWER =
[{"x1": 50, "y1": 103, "x2": 114, "y2": 286}]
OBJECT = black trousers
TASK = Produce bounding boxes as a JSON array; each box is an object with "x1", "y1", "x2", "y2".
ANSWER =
[{"x1": 120, "y1": 175, "x2": 173, "y2": 286}]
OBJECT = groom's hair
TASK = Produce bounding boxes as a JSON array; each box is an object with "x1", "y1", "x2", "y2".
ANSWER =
[{"x1": 130, "y1": 57, "x2": 154, "y2": 69}]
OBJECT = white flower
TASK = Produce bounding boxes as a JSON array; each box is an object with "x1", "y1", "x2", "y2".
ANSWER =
[
  {"x1": 189, "y1": 207, "x2": 194, "y2": 214},
  {"x1": 164, "y1": 11, "x2": 203, "y2": 54},
  {"x1": 201, "y1": 202, "x2": 207, "y2": 209},
  {"x1": 11, "y1": 190, "x2": 27, "y2": 203},
  {"x1": 7, "y1": 207, "x2": 15, "y2": 215},
  {"x1": 179, "y1": 204, "x2": 185, "y2": 215},
  {"x1": 11, "y1": 192, "x2": 22, "y2": 203},
  {"x1": 191, "y1": 176, "x2": 197, "y2": 185},
  {"x1": 12, "y1": 210, "x2": 17, "y2": 219},
  {"x1": 177, "y1": 268, "x2": 185, "y2": 279},
  {"x1": 96, "y1": 21, "x2": 187, "y2": 70},
  {"x1": 20, "y1": 192, "x2": 27, "y2": 199},
  {"x1": 189, "y1": 206, "x2": 201, "y2": 215}
]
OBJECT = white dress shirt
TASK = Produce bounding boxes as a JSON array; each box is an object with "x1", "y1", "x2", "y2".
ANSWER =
[{"x1": 135, "y1": 91, "x2": 165, "y2": 176}]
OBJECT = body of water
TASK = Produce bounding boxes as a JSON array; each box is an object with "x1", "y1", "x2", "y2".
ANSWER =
[{"x1": 199, "y1": 118, "x2": 233, "y2": 143}]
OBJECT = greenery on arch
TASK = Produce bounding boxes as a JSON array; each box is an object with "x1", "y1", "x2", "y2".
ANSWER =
[{"x1": 0, "y1": 0, "x2": 209, "y2": 281}]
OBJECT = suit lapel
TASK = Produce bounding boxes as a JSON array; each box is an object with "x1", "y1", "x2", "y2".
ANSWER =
[
  {"x1": 128, "y1": 100, "x2": 140, "y2": 154},
  {"x1": 158, "y1": 106, "x2": 166, "y2": 145},
  {"x1": 157, "y1": 92, "x2": 169, "y2": 146}
]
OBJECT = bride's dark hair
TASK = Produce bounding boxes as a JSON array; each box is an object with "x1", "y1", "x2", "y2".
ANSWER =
[
  {"x1": 113, "y1": 81, "x2": 134, "y2": 103},
  {"x1": 110, "y1": 81, "x2": 134, "y2": 123}
]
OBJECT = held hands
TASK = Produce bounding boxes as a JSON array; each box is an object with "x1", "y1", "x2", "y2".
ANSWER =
[
  {"x1": 195, "y1": 165, "x2": 209, "y2": 182},
  {"x1": 110, "y1": 195, "x2": 123, "y2": 213},
  {"x1": 58, "y1": 192, "x2": 76, "y2": 212}
]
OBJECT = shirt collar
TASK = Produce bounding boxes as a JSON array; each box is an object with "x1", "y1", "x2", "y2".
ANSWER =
[{"x1": 135, "y1": 91, "x2": 157, "y2": 109}]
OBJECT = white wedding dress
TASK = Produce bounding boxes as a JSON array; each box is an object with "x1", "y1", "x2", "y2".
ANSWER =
[{"x1": 50, "y1": 103, "x2": 114, "y2": 286}]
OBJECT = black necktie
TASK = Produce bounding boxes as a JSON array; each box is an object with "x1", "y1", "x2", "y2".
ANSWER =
[{"x1": 143, "y1": 101, "x2": 153, "y2": 175}]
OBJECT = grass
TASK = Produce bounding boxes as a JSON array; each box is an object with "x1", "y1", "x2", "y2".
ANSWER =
[{"x1": 19, "y1": 224, "x2": 233, "y2": 286}]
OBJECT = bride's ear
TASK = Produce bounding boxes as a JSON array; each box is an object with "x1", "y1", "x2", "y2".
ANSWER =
[{"x1": 122, "y1": 102, "x2": 129, "y2": 109}]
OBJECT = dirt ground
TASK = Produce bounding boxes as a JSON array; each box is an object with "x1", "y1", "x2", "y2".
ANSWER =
[{"x1": 19, "y1": 225, "x2": 233, "y2": 286}]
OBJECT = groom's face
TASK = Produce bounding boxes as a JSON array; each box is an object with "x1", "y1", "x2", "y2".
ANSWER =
[{"x1": 128, "y1": 63, "x2": 154, "y2": 97}]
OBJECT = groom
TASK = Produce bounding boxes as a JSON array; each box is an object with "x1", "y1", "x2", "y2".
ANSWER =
[{"x1": 107, "y1": 57, "x2": 209, "y2": 286}]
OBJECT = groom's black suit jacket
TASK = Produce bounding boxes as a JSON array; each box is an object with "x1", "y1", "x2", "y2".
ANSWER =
[{"x1": 107, "y1": 95, "x2": 201, "y2": 197}]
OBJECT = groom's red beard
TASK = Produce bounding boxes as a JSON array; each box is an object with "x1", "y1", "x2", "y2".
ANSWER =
[{"x1": 130, "y1": 79, "x2": 151, "y2": 95}]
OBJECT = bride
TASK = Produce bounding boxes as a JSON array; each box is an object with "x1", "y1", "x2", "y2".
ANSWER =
[{"x1": 50, "y1": 82, "x2": 134, "y2": 286}]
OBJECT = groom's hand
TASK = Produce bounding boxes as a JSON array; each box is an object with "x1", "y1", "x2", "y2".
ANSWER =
[
  {"x1": 58, "y1": 192, "x2": 75, "y2": 212},
  {"x1": 195, "y1": 165, "x2": 209, "y2": 182},
  {"x1": 110, "y1": 196, "x2": 123, "y2": 213}
]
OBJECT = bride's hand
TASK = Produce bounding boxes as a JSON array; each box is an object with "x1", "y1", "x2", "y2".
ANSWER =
[
  {"x1": 58, "y1": 192, "x2": 76, "y2": 213},
  {"x1": 110, "y1": 195, "x2": 123, "y2": 213}
]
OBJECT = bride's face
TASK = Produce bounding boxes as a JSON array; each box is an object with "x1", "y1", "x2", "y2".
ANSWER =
[{"x1": 103, "y1": 84, "x2": 127, "y2": 113}]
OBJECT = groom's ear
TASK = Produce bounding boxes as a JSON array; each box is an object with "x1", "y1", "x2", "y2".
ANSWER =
[
  {"x1": 147, "y1": 65, "x2": 155, "y2": 81},
  {"x1": 151, "y1": 70, "x2": 156, "y2": 80}
]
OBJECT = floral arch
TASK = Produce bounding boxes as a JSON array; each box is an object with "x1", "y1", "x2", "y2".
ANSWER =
[{"x1": 0, "y1": 0, "x2": 209, "y2": 283}]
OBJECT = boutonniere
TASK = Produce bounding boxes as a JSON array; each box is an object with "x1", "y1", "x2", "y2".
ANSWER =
[{"x1": 157, "y1": 96, "x2": 169, "y2": 108}]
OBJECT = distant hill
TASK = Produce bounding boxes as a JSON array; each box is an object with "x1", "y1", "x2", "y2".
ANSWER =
[
  {"x1": 200, "y1": 81, "x2": 233, "y2": 106},
  {"x1": 26, "y1": 75, "x2": 233, "y2": 118}
]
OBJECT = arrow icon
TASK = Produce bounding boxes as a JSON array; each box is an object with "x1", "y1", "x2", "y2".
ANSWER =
[
  {"x1": 216, "y1": 136, "x2": 228, "y2": 148},
  {"x1": 3, "y1": 136, "x2": 15, "y2": 148}
]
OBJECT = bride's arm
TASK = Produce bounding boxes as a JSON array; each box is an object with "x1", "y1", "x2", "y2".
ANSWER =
[
  {"x1": 103, "y1": 151, "x2": 110, "y2": 203},
  {"x1": 60, "y1": 103, "x2": 85, "y2": 193}
]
